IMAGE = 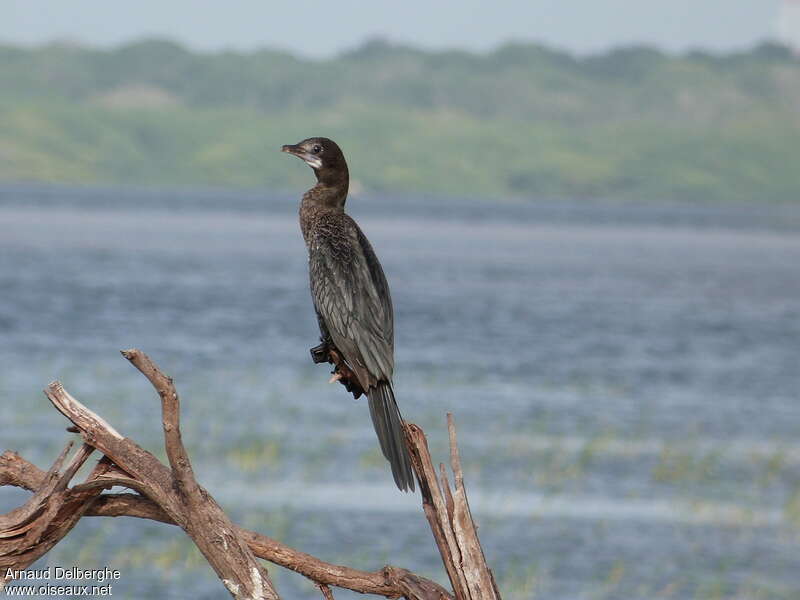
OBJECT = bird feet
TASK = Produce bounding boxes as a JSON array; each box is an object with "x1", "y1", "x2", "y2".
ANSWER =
[
  {"x1": 309, "y1": 341, "x2": 364, "y2": 399},
  {"x1": 327, "y1": 349, "x2": 364, "y2": 399},
  {"x1": 310, "y1": 341, "x2": 330, "y2": 364}
]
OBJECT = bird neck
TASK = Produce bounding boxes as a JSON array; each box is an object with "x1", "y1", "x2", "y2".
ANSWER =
[
  {"x1": 299, "y1": 185, "x2": 347, "y2": 244},
  {"x1": 304, "y1": 179, "x2": 348, "y2": 210},
  {"x1": 310, "y1": 161, "x2": 349, "y2": 209}
]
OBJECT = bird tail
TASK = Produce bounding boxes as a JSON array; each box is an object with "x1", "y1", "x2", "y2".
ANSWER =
[{"x1": 367, "y1": 382, "x2": 415, "y2": 492}]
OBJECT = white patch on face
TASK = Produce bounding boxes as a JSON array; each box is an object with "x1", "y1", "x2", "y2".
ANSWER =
[{"x1": 304, "y1": 156, "x2": 323, "y2": 169}]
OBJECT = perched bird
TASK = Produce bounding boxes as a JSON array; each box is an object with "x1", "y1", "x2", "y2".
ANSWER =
[{"x1": 281, "y1": 137, "x2": 415, "y2": 492}]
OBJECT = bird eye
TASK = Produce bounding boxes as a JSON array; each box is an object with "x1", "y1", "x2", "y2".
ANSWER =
[{"x1": 312, "y1": 145, "x2": 322, "y2": 154}]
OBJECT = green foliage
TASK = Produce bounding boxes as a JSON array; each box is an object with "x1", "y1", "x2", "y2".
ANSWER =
[{"x1": 0, "y1": 39, "x2": 798, "y2": 202}]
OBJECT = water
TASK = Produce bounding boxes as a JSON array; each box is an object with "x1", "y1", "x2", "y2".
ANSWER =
[{"x1": 1, "y1": 184, "x2": 799, "y2": 599}]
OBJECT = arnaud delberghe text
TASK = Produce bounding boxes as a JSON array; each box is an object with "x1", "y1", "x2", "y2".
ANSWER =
[{"x1": 5, "y1": 567, "x2": 121, "y2": 582}]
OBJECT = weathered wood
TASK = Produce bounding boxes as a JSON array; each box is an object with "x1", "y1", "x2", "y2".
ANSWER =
[
  {"x1": 41, "y1": 377, "x2": 279, "y2": 600},
  {"x1": 0, "y1": 446, "x2": 113, "y2": 581},
  {"x1": 406, "y1": 423, "x2": 469, "y2": 598},
  {"x1": 1, "y1": 444, "x2": 453, "y2": 600},
  {"x1": 1, "y1": 349, "x2": 468, "y2": 600},
  {"x1": 405, "y1": 416, "x2": 501, "y2": 600},
  {"x1": 121, "y1": 349, "x2": 278, "y2": 600},
  {"x1": 317, "y1": 583, "x2": 336, "y2": 600},
  {"x1": 446, "y1": 415, "x2": 501, "y2": 599}
]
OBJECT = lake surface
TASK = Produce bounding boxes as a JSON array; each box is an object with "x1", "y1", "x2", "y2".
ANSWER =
[{"x1": 2, "y1": 184, "x2": 800, "y2": 599}]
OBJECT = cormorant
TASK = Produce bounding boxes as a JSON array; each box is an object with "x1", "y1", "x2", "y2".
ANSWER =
[{"x1": 281, "y1": 137, "x2": 415, "y2": 492}]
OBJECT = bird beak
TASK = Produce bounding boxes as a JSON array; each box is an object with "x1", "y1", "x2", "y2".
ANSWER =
[{"x1": 281, "y1": 143, "x2": 322, "y2": 169}]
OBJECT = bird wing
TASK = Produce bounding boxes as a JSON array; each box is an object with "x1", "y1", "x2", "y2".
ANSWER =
[{"x1": 309, "y1": 214, "x2": 394, "y2": 388}]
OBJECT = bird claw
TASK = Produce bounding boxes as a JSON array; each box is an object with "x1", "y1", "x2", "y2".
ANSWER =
[
  {"x1": 312, "y1": 345, "x2": 365, "y2": 399},
  {"x1": 310, "y1": 341, "x2": 330, "y2": 364}
]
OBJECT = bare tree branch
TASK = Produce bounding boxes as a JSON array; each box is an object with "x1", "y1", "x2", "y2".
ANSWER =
[
  {"x1": 1, "y1": 442, "x2": 453, "y2": 600},
  {"x1": 119, "y1": 349, "x2": 197, "y2": 496},
  {"x1": 317, "y1": 583, "x2": 335, "y2": 600},
  {"x1": 445, "y1": 415, "x2": 501, "y2": 599},
  {"x1": 405, "y1": 417, "x2": 501, "y2": 600},
  {"x1": 2, "y1": 348, "x2": 497, "y2": 600},
  {"x1": 42, "y1": 374, "x2": 279, "y2": 600},
  {"x1": 120, "y1": 348, "x2": 278, "y2": 600},
  {"x1": 0, "y1": 445, "x2": 114, "y2": 582}
]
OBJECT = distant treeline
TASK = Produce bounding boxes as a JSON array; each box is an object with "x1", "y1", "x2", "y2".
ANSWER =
[{"x1": 0, "y1": 38, "x2": 798, "y2": 202}]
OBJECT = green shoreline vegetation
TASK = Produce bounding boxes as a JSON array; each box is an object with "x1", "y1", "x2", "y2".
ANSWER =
[{"x1": 0, "y1": 38, "x2": 798, "y2": 202}]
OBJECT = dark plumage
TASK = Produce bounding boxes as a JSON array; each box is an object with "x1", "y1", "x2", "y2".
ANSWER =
[{"x1": 281, "y1": 137, "x2": 415, "y2": 492}]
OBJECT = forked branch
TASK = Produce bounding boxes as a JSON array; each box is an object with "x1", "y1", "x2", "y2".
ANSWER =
[{"x1": 1, "y1": 349, "x2": 497, "y2": 600}]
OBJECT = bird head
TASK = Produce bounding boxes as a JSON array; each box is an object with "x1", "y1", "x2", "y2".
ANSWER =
[{"x1": 281, "y1": 137, "x2": 348, "y2": 185}]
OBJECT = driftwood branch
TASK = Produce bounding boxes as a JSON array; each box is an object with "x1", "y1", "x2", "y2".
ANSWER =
[
  {"x1": 1, "y1": 451, "x2": 450, "y2": 599},
  {"x1": 0, "y1": 441, "x2": 101, "y2": 576},
  {"x1": 122, "y1": 348, "x2": 278, "y2": 600},
  {"x1": 317, "y1": 583, "x2": 336, "y2": 600},
  {"x1": 1, "y1": 349, "x2": 497, "y2": 600},
  {"x1": 40, "y1": 371, "x2": 279, "y2": 600},
  {"x1": 406, "y1": 417, "x2": 501, "y2": 600}
]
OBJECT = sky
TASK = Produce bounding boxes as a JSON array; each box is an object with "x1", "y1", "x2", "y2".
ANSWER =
[{"x1": 0, "y1": 0, "x2": 794, "y2": 57}]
